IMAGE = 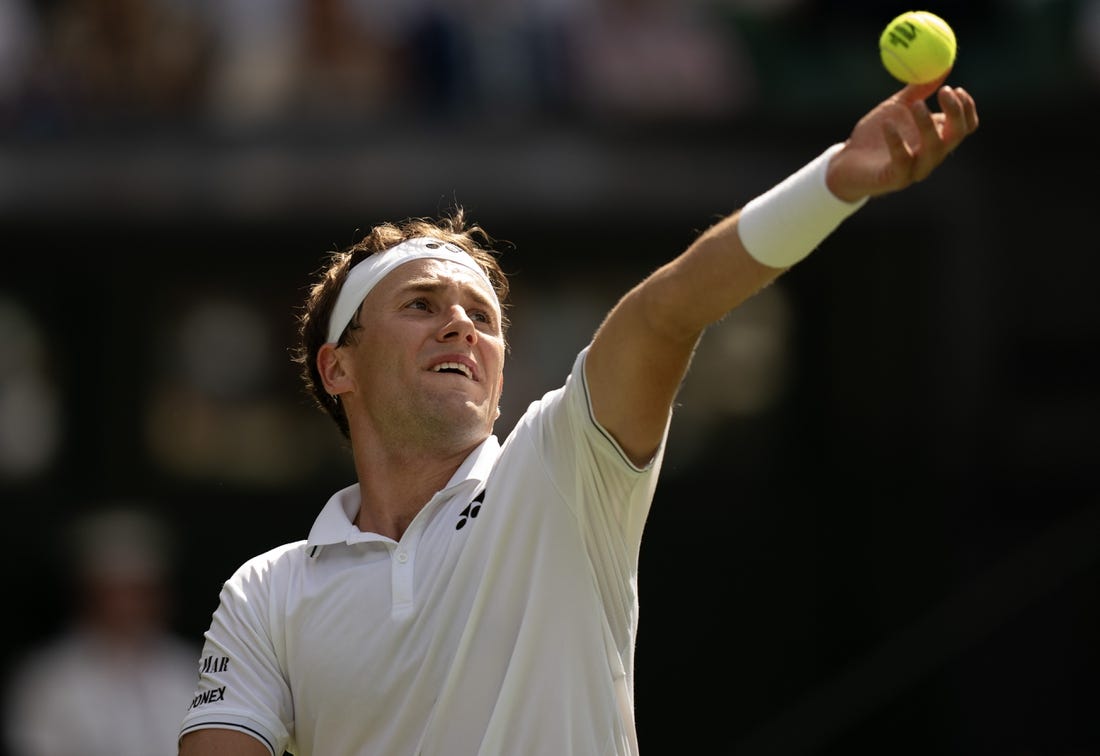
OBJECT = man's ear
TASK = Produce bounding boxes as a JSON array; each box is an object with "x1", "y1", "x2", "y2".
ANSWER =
[{"x1": 317, "y1": 343, "x2": 353, "y2": 396}]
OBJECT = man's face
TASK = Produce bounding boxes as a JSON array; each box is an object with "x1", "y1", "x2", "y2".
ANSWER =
[{"x1": 339, "y1": 257, "x2": 506, "y2": 450}]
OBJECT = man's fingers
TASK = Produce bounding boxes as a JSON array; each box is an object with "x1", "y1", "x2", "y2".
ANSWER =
[
  {"x1": 882, "y1": 119, "x2": 913, "y2": 178},
  {"x1": 956, "y1": 86, "x2": 979, "y2": 134},
  {"x1": 935, "y1": 86, "x2": 979, "y2": 149},
  {"x1": 899, "y1": 77, "x2": 947, "y2": 105},
  {"x1": 939, "y1": 86, "x2": 966, "y2": 147},
  {"x1": 908, "y1": 98, "x2": 943, "y2": 181}
]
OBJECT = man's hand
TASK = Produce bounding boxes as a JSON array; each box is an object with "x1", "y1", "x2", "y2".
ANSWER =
[{"x1": 826, "y1": 82, "x2": 979, "y2": 203}]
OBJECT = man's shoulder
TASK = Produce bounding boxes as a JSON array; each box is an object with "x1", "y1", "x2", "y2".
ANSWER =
[{"x1": 229, "y1": 539, "x2": 310, "y2": 585}]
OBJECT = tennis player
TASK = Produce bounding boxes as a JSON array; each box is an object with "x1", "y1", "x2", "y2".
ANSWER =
[{"x1": 178, "y1": 81, "x2": 978, "y2": 755}]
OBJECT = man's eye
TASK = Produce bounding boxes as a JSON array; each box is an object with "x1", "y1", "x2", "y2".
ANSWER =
[{"x1": 407, "y1": 299, "x2": 429, "y2": 310}]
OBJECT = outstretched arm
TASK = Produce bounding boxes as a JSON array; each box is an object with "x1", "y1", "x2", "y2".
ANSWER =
[{"x1": 585, "y1": 83, "x2": 979, "y2": 466}]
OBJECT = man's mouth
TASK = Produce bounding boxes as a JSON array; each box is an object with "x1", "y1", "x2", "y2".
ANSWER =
[{"x1": 432, "y1": 361, "x2": 474, "y2": 380}]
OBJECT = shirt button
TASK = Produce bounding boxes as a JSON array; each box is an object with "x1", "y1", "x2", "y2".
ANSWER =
[{"x1": 396, "y1": 550, "x2": 409, "y2": 563}]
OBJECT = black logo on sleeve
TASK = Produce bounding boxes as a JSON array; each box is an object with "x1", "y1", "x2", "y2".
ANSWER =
[
  {"x1": 188, "y1": 686, "x2": 227, "y2": 709},
  {"x1": 200, "y1": 655, "x2": 230, "y2": 675},
  {"x1": 456, "y1": 489, "x2": 486, "y2": 530},
  {"x1": 190, "y1": 657, "x2": 231, "y2": 710}
]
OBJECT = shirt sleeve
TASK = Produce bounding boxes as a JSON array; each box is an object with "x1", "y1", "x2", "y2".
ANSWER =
[
  {"x1": 178, "y1": 544, "x2": 299, "y2": 756},
  {"x1": 533, "y1": 345, "x2": 669, "y2": 548},
  {"x1": 515, "y1": 345, "x2": 670, "y2": 655}
]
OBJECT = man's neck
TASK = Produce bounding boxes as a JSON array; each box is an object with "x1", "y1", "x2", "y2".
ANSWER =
[{"x1": 350, "y1": 441, "x2": 478, "y2": 541}]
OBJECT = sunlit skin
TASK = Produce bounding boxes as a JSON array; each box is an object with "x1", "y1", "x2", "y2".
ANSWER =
[{"x1": 316, "y1": 258, "x2": 506, "y2": 540}]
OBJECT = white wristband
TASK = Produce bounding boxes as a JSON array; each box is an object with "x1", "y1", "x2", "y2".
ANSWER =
[{"x1": 738, "y1": 143, "x2": 868, "y2": 269}]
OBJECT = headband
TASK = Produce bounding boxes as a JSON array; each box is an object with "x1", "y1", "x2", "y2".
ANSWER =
[{"x1": 326, "y1": 237, "x2": 497, "y2": 344}]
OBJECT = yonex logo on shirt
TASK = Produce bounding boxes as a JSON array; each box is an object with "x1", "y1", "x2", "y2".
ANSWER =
[
  {"x1": 456, "y1": 489, "x2": 486, "y2": 530},
  {"x1": 188, "y1": 686, "x2": 226, "y2": 709}
]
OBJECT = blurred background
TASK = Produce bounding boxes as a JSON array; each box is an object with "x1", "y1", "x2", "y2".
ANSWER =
[{"x1": 1, "y1": 0, "x2": 1098, "y2": 754}]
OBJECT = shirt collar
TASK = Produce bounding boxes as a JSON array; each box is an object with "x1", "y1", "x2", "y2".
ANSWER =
[{"x1": 306, "y1": 435, "x2": 501, "y2": 548}]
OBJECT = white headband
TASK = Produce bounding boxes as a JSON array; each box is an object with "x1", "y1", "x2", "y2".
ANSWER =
[{"x1": 326, "y1": 236, "x2": 497, "y2": 344}]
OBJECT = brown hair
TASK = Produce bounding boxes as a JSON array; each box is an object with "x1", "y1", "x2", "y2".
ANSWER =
[{"x1": 292, "y1": 207, "x2": 511, "y2": 439}]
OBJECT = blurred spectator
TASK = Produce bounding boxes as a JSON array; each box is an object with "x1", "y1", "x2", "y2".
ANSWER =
[
  {"x1": 399, "y1": 5, "x2": 479, "y2": 115},
  {"x1": 2, "y1": 504, "x2": 198, "y2": 756},
  {"x1": 200, "y1": 0, "x2": 307, "y2": 129},
  {"x1": 32, "y1": 0, "x2": 211, "y2": 129},
  {"x1": 0, "y1": 0, "x2": 39, "y2": 117},
  {"x1": 568, "y1": 0, "x2": 757, "y2": 122},
  {"x1": 422, "y1": 0, "x2": 582, "y2": 119},
  {"x1": 289, "y1": 0, "x2": 405, "y2": 124}
]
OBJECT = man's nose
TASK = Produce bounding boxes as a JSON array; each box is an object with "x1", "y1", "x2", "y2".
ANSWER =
[{"x1": 439, "y1": 306, "x2": 477, "y2": 342}]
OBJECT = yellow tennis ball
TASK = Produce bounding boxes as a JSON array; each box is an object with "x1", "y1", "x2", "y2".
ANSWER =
[{"x1": 879, "y1": 10, "x2": 957, "y2": 84}]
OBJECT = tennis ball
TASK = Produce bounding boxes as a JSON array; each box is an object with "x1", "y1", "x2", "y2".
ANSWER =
[{"x1": 879, "y1": 10, "x2": 957, "y2": 84}]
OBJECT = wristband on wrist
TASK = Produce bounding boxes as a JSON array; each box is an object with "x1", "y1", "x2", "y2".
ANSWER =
[{"x1": 737, "y1": 143, "x2": 869, "y2": 269}]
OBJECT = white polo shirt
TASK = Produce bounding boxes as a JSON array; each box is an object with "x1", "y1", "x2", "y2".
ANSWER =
[{"x1": 179, "y1": 347, "x2": 667, "y2": 755}]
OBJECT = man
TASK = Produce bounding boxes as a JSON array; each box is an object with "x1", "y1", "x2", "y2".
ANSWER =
[
  {"x1": 178, "y1": 81, "x2": 978, "y2": 755},
  {"x1": 5, "y1": 505, "x2": 199, "y2": 756}
]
